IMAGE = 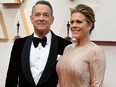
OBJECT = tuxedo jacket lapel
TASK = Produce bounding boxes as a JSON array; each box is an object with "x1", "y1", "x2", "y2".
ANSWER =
[{"x1": 21, "y1": 35, "x2": 36, "y2": 86}]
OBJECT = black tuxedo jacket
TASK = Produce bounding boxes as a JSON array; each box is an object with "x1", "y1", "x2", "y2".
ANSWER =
[{"x1": 5, "y1": 31, "x2": 71, "y2": 87}]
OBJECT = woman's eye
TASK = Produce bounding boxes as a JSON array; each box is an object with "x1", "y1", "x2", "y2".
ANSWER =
[
  {"x1": 70, "y1": 20, "x2": 74, "y2": 24},
  {"x1": 76, "y1": 20, "x2": 82, "y2": 23},
  {"x1": 70, "y1": 20, "x2": 82, "y2": 24}
]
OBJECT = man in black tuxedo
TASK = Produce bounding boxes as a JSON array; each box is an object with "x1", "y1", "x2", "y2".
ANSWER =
[{"x1": 5, "y1": 1, "x2": 71, "y2": 87}]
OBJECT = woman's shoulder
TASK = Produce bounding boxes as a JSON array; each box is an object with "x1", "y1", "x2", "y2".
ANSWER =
[
  {"x1": 65, "y1": 44, "x2": 75, "y2": 49},
  {"x1": 89, "y1": 42, "x2": 106, "y2": 63},
  {"x1": 64, "y1": 44, "x2": 75, "y2": 51},
  {"x1": 90, "y1": 42, "x2": 104, "y2": 54}
]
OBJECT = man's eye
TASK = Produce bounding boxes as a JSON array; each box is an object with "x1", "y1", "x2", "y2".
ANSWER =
[
  {"x1": 35, "y1": 14, "x2": 40, "y2": 17},
  {"x1": 44, "y1": 14, "x2": 49, "y2": 17}
]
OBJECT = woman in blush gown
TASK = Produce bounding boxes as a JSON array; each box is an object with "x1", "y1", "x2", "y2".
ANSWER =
[{"x1": 56, "y1": 4, "x2": 106, "y2": 87}]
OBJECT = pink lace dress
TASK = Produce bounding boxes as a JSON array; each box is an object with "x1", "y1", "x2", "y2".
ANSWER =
[{"x1": 56, "y1": 42, "x2": 106, "y2": 87}]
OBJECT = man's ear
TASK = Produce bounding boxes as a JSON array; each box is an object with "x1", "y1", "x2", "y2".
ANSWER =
[
  {"x1": 30, "y1": 15, "x2": 33, "y2": 24},
  {"x1": 51, "y1": 16, "x2": 54, "y2": 25}
]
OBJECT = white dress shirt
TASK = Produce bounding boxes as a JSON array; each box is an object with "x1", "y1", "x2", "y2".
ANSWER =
[{"x1": 30, "y1": 31, "x2": 52, "y2": 85}]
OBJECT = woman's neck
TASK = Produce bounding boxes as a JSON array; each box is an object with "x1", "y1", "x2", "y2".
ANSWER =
[{"x1": 75, "y1": 37, "x2": 91, "y2": 47}]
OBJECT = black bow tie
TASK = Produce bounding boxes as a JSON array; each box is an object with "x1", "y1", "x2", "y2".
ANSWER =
[{"x1": 32, "y1": 37, "x2": 47, "y2": 48}]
